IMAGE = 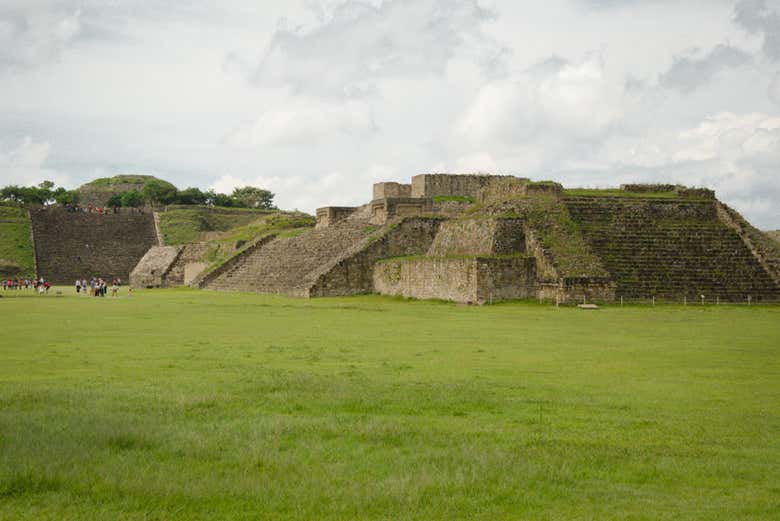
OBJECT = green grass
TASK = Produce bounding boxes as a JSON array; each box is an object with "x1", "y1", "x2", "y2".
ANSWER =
[
  {"x1": 563, "y1": 189, "x2": 682, "y2": 199},
  {"x1": 1, "y1": 289, "x2": 779, "y2": 520},
  {"x1": 82, "y1": 175, "x2": 165, "y2": 188},
  {"x1": 0, "y1": 205, "x2": 34, "y2": 277},
  {"x1": 201, "y1": 212, "x2": 316, "y2": 271},
  {"x1": 157, "y1": 206, "x2": 285, "y2": 245}
]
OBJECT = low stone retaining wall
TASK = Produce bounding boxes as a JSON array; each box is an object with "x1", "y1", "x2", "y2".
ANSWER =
[{"x1": 373, "y1": 255, "x2": 536, "y2": 304}]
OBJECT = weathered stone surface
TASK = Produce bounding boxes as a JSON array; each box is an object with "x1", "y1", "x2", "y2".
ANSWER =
[
  {"x1": 196, "y1": 172, "x2": 780, "y2": 303},
  {"x1": 428, "y1": 218, "x2": 525, "y2": 257},
  {"x1": 316, "y1": 207, "x2": 358, "y2": 228},
  {"x1": 373, "y1": 182, "x2": 412, "y2": 199},
  {"x1": 476, "y1": 178, "x2": 562, "y2": 205},
  {"x1": 164, "y1": 242, "x2": 210, "y2": 286},
  {"x1": 130, "y1": 246, "x2": 181, "y2": 288},
  {"x1": 374, "y1": 255, "x2": 536, "y2": 304},
  {"x1": 369, "y1": 198, "x2": 433, "y2": 225},
  {"x1": 411, "y1": 174, "x2": 513, "y2": 198},
  {"x1": 31, "y1": 207, "x2": 158, "y2": 284},
  {"x1": 309, "y1": 217, "x2": 443, "y2": 296},
  {"x1": 564, "y1": 196, "x2": 780, "y2": 302},
  {"x1": 184, "y1": 262, "x2": 208, "y2": 285},
  {"x1": 202, "y1": 218, "x2": 379, "y2": 296}
]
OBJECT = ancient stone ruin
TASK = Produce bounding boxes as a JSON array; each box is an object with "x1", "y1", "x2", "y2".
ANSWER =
[
  {"x1": 30, "y1": 207, "x2": 158, "y2": 284},
  {"x1": 130, "y1": 243, "x2": 209, "y2": 288},
  {"x1": 185, "y1": 174, "x2": 780, "y2": 303}
]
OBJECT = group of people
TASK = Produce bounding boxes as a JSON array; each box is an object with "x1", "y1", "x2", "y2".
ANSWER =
[
  {"x1": 2, "y1": 276, "x2": 129, "y2": 297},
  {"x1": 75, "y1": 278, "x2": 124, "y2": 297},
  {"x1": 63, "y1": 204, "x2": 144, "y2": 214},
  {"x1": 2, "y1": 277, "x2": 51, "y2": 293}
]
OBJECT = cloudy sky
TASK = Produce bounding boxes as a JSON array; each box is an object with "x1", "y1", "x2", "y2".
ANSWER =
[{"x1": 1, "y1": 0, "x2": 779, "y2": 227}]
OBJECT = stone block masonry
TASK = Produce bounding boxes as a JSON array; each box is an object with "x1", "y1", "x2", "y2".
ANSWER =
[
  {"x1": 563, "y1": 196, "x2": 780, "y2": 302},
  {"x1": 316, "y1": 207, "x2": 358, "y2": 228},
  {"x1": 411, "y1": 174, "x2": 514, "y2": 198},
  {"x1": 369, "y1": 198, "x2": 433, "y2": 225},
  {"x1": 309, "y1": 217, "x2": 443, "y2": 296},
  {"x1": 373, "y1": 182, "x2": 412, "y2": 199},
  {"x1": 130, "y1": 242, "x2": 210, "y2": 288},
  {"x1": 194, "y1": 172, "x2": 780, "y2": 304},
  {"x1": 428, "y1": 218, "x2": 525, "y2": 257},
  {"x1": 130, "y1": 246, "x2": 181, "y2": 288},
  {"x1": 373, "y1": 255, "x2": 536, "y2": 304},
  {"x1": 31, "y1": 208, "x2": 158, "y2": 284},
  {"x1": 164, "y1": 242, "x2": 210, "y2": 286}
]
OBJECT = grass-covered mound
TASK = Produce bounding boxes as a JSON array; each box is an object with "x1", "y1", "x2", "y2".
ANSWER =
[
  {"x1": 158, "y1": 206, "x2": 312, "y2": 245},
  {"x1": 0, "y1": 289, "x2": 778, "y2": 519},
  {"x1": 0, "y1": 205, "x2": 34, "y2": 278},
  {"x1": 78, "y1": 175, "x2": 174, "y2": 206}
]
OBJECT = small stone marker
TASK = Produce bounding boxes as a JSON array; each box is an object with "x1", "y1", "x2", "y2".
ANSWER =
[{"x1": 577, "y1": 304, "x2": 599, "y2": 310}]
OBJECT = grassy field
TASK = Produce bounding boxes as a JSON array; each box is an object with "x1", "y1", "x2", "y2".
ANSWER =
[
  {"x1": 0, "y1": 289, "x2": 778, "y2": 520},
  {"x1": 0, "y1": 205, "x2": 34, "y2": 278}
]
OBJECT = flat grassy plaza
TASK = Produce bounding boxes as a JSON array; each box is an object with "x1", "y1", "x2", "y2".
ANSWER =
[{"x1": 1, "y1": 289, "x2": 778, "y2": 519}]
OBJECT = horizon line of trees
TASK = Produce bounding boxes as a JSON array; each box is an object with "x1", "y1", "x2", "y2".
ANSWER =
[{"x1": 0, "y1": 180, "x2": 276, "y2": 210}]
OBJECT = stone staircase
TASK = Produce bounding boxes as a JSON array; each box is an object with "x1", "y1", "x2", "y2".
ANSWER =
[
  {"x1": 30, "y1": 208, "x2": 158, "y2": 284},
  {"x1": 563, "y1": 197, "x2": 780, "y2": 301},
  {"x1": 202, "y1": 218, "x2": 377, "y2": 296}
]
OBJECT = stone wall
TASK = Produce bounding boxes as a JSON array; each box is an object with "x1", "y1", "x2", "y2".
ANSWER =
[
  {"x1": 537, "y1": 278, "x2": 616, "y2": 303},
  {"x1": 130, "y1": 245, "x2": 181, "y2": 288},
  {"x1": 164, "y1": 242, "x2": 210, "y2": 286},
  {"x1": 369, "y1": 198, "x2": 433, "y2": 225},
  {"x1": 316, "y1": 207, "x2": 358, "y2": 228},
  {"x1": 620, "y1": 184, "x2": 715, "y2": 199},
  {"x1": 411, "y1": 174, "x2": 514, "y2": 198},
  {"x1": 373, "y1": 182, "x2": 412, "y2": 199},
  {"x1": 309, "y1": 218, "x2": 443, "y2": 296},
  {"x1": 427, "y1": 218, "x2": 525, "y2": 257},
  {"x1": 476, "y1": 178, "x2": 562, "y2": 205},
  {"x1": 475, "y1": 256, "x2": 537, "y2": 302},
  {"x1": 374, "y1": 258, "x2": 478, "y2": 302},
  {"x1": 30, "y1": 207, "x2": 158, "y2": 284},
  {"x1": 373, "y1": 255, "x2": 537, "y2": 304},
  {"x1": 564, "y1": 196, "x2": 780, "y2": 301}
]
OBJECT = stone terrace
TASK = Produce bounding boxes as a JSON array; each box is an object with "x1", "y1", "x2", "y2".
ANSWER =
[
  {"x1": 563, "y1": 196, "x2": 780, "y2": 302},
  {"x1": 31, "y1": 208, "x2": 158, "y2": 284}
]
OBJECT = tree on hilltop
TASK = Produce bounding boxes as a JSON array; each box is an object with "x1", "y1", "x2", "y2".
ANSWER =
[
  {"x1": 120, "y1": 190, "x2": 145, "y2": 208},
  {"x1": 177, "y1": 187, "x2": 208, "y2": 205},
  {"x1": 142, "y1": 180, "x2": 178, "y2": 206},
  {"x1": 231, "y1": 186, "x2": 275, "y2": 209}
]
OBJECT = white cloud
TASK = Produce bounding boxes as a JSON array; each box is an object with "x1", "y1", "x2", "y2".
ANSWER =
[
  {"x1": 211, "y1": 169, "x2": 371, "y2": 212},
  {"x1": 250, "y1": 0, "x2": 500, "y2": 97},
  {"x1": 456, "y1": 54, "x2": 624, "y2": 146},
  {"x1": 225, "y1": 98, "x2": 375, "y2": 147},
  {"x1": 0, "y1": 136, "x2": 68, "y2": 186},
  {"x1": 0, "y1": 4, "x2": 82, "y2": 73},
  {"x1": 595, "y1": 112, "x2": 780, "y2": 227},
  {"x1": 734, "y1": 0, "x2": 780, "y2": 61},
  {"x1": 454, "y1": 152, "x2": 498, "y2": 172},
  {"x1": 658, "y1": 44, "x2": 753, "y2": 93}
]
